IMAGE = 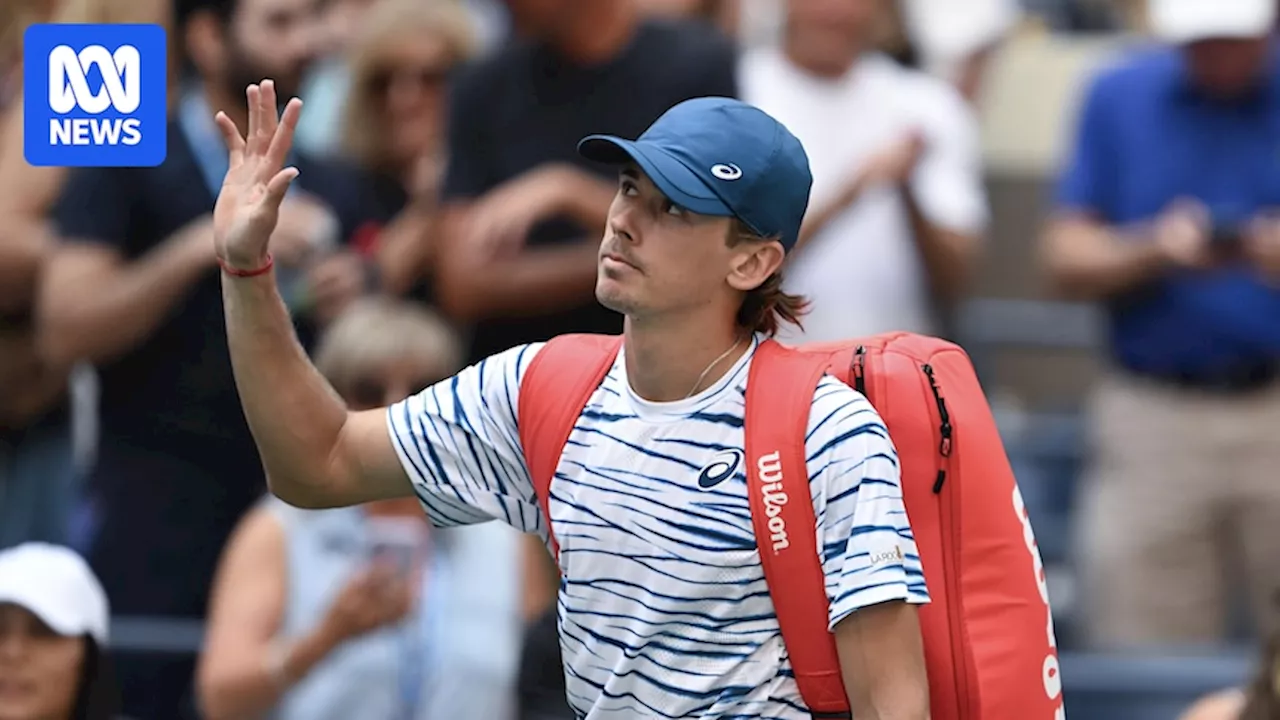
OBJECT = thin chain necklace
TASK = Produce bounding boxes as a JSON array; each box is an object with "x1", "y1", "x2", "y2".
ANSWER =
[{"x1": 684, "y1": 336, "x2": 745, "y2": 400}]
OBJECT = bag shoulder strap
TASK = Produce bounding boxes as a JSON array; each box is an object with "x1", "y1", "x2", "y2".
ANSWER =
[
  {"x1": 517, "y1": 333, "x2": 622, "y2": 560},
  {"x1": 745, "y1": 339, "x2": 850, "y2": 718}
]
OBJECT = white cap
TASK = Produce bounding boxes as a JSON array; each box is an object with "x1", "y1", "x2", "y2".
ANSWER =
[
  {"x1": 0, "y1": 543, "x2": 108, "y2": 644},
  {"x1": 900, "y1": 0, "x2": 1023, "y2": 80},
  {"x1": 1150, "y1": 0, "x2": 1276, "y2": 43}
]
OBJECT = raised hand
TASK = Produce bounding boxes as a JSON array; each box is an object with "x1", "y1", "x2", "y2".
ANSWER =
[{"x1": 212, "y1": 79, "x2": 304, "y2": 272}]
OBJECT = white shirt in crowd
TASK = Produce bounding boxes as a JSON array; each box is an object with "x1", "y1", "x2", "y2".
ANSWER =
[
  {"x1": 387, "y1": 336, "x2": 928, "y2": 719},
  {"x1": 741, "y1": 49, "x2": 989, "y2": 342}
]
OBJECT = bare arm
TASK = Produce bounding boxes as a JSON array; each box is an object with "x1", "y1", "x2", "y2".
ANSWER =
[
  {"x1": 0, "y1": 93, "x2": 68, "y2": 312},
  {"x1": 435, "y1": 205, "x2": 600, "y2": 322},
  {"x1": 222, "y1": 268, "x2": 412, "y2": 507},
  {"x1": 214, "y1": 82, "x2": 411, "y2": 509},
  {"x1": 37, "y1": 218, "x2": 217, "y2": 366},
  {"x1": 0, "y1": 220, "x2": 52, "y2": 312},
  {"x1": 197, "y1": 507, "x2": 345, "y2": 720},
  {"x1": 835, "y1": 601, "x2": 930, "y2": 720},
  {"x1": 520, "y1": 533, "x2": 559, "y2": 624},
  {"x1": 374, "y1": 203, "x2": 440, "y2": 296},
  {"x1": 1176, "y1": 689, "x2": 1245, "y2": 720},
  {"x1": 900, "y1": 185, "x2": 981, "y2": 301},
  {"x1": 1041, "y1": 212, "x2": 1177, "y2": 300}
]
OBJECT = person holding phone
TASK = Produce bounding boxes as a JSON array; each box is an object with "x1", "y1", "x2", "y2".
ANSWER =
[
  {"x1": 196, "y1": 298, "x2": 524, "y2": 720},
  {"x1": 1043, "y1": 0, "x2": 1280, "y2": 649}
]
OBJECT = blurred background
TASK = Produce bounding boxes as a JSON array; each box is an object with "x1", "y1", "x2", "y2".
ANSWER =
[{"x1": 3, "y1": 0, "x2": 1280, "y2": 718}]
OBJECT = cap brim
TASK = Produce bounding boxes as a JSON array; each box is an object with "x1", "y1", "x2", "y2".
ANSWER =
[
  {"x1": 578, "y1": 136, "x2": 734, "y2": 217},
  {"x1": 0, "y1": 585, "x2": 92, "y2": 640}
]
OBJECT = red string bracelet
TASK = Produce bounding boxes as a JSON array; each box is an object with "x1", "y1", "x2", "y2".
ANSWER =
[{"x1": 218, "y1": 254, "x2": 274, "y2": 278}]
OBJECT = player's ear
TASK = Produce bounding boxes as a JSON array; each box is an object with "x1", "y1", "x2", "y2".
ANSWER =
[{"x1": 725, "y1": 238, "x2": 785, "y2": 293}]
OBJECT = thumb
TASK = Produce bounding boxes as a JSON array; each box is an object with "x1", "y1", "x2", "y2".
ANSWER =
[{"x1": 263, "y1": 167, "x2": 300, "y2": 208}]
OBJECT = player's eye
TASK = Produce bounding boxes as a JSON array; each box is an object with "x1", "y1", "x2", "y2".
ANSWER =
[
  {"x1": 619, "y1": 178, "x2": 638, "y2": 196},
  {"x1": 662, "y1": 199, "x2": 686, "y2": 217}
]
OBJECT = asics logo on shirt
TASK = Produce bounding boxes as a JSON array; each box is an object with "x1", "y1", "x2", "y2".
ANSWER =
[{"x1": 697, "y1": 450, "x2": 743, "y2": 489}]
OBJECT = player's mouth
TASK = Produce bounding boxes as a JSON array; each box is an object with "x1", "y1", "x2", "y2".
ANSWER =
[{"x1": 601, "y1": 251, "x2": 641, "y2": 273}]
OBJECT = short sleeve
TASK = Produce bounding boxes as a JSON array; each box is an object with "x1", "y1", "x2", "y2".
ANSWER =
[
  {"x1": 386, "y1": 343, "x2": 544, "y2": 533},
  {"x1": 52, "y1": 165, "x2": 138, "y2": 250},
  {"x1": 808, "y1": 378, "x2": 929, "y2": 631},
  {"x1": 909, "y1": 78, "x2": 989, "y2": 236},
  {"x1": 1054, "y1": 72, "x2": 1118, "y2": 216},
  {"x1": 440, "y1": 64, "x2": 494, "y2": 202}
]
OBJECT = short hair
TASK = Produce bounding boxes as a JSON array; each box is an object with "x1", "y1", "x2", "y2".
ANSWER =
[
  {"x1": 727, "y1": 218, "x2": 809, "y2": 337},
  {"x1": 340, "y1": 0, "x2": 478, "y2": 173},
  {"x1": 313, "y1": 297, "x2": 464, "y2": 403},
  {"x1": 175, "y1": 0, "x2": 234, "y2": 27}
]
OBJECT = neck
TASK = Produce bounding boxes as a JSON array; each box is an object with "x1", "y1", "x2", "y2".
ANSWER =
[
  {"x1": 623, "y1": 312, "x2": 748, "y2": 403},
  {"x1": 202, "y1": 80, "x2": 247, "y2": 136},
  {"x1": 550, "y1": 0, "x2": 638, "y2": 65}
]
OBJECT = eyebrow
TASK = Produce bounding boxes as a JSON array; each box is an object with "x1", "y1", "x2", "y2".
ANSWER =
[{"x1": 620, "y1": 167, "x2": 640, "y2": 180}]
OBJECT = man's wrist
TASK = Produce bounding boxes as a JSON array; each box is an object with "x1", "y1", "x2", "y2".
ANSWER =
[{"x1": 219, "y1": 254, "x2": 275, "y2": 278}]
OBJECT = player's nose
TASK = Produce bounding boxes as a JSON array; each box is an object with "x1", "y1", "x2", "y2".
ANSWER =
[{"x1": 607, "y1": 204, "x2": 640, "y2": 246}]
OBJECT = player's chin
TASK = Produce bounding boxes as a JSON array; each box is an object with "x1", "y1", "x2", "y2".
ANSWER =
[{"x1": 595, "y1": 276, "x2": 638, "y2": 315}]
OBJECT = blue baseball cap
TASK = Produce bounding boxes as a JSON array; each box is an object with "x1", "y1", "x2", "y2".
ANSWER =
[{"x1": 577, "y1": 97, "x2": 813, "y2": 251}]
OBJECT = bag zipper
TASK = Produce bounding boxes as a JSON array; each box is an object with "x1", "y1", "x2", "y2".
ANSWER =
[
  {"x1": 922, "y1": 361, "x2": 969, "y2": 717},
  {"x1": 852, "y1": 346, "x2": 867, "y2": 395},
  {"x1": 922, "y1": 364, "x2": 952, "y2": 493}
]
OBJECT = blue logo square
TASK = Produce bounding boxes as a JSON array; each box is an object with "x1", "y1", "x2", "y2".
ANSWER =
[{"x1": 23, "y1": 24, "x2": 167, "y2": 168}]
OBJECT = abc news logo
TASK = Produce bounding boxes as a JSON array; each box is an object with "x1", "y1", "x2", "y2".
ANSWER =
[{"x1": 47, "y1": 44, "x2": 143, "y2": 147}]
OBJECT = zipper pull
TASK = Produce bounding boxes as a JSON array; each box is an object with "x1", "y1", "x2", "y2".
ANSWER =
[
  {"x1": 922, "y1": 364, "x2": 953, "y2": 458},
  {"x1": 852, "y1": 346, "x2": 866, "y2": 395}
]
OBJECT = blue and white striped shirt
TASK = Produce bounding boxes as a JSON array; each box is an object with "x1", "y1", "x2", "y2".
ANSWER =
[{"x1": 387, "y1": 335, "x2": 928, "y2": 719}]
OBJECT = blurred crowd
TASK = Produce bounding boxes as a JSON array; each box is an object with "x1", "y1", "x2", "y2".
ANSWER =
[{"x1": 2, "y1": 0, "x2": 1280, "y2": 718}]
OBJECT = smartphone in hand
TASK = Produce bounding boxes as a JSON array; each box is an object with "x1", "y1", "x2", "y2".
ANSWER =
[{"x1": 366, "y1": 517, "x2": 430, "y2": 578}]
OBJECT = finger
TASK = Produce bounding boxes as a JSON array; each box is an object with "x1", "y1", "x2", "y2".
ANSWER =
[
  {"x1": 253, "y1": 80, "x2": 272, "y2": 150},
  {"x1": 213, "y1": 112, "x2": 245, "y2": 166},
  {"x1": 245, "y1": 84, "x2": 262, "y2": 156},
  {"x1": 264, "y1": 167, "x2": 300, "y2": 206},
  {"x1": 265, "y1": 98, "x2": 302, "y2": 172},
  {"x1": 260, "y1": 79, "x2": 279, "y2": 138}
]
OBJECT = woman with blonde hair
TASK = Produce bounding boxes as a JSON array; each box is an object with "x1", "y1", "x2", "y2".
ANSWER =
[
  {"x1": 198, "y1": 298, "x2": 523, "y2": 720},
  {"x1": 334, "y1": 0, "x2": 478, "y2": 300}
]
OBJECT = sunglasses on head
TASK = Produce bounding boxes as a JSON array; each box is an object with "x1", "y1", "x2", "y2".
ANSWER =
[{"x1": 370, "y1": 65, "x2": 452, "y2": 95}]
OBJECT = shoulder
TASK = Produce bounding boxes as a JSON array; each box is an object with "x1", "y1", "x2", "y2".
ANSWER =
[
  {"x1": 805, "y1": 376, "x2": 892, "y2": 459},
  {"x1": 865, "y1": 54, "x2": 972, "y2": 125},
  {"x1": 294, "y1": 151, "x2": 376, "y2": 195},
  {"x1": 449, "y1": 41, "x2": 533, "y2": 97},
  {"x1": 1081, "y1": 45, "x2": 1181, "y2": 109},
  {"x1": 633, "y1": 19, "x2": 737, "y2": 74}
]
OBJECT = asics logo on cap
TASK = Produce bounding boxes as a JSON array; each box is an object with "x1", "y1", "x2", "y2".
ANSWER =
[{"x1": 711, "y1": 163, "x2": 742, "y2": 181}]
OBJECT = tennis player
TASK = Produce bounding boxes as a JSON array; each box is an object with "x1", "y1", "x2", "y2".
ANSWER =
[{"x1": 213, "y1": 79, "x2": 930, "y2": 719}]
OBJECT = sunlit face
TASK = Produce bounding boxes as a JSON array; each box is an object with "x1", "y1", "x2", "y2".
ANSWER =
[
  {"x1": 786, "y1": 0, "x2": 877, "y2": 70},
  {"x1": 368, "y1": 35, "x2": 456, "y2": 162},
  {"x1": 0, "y1": 604, "x2": 84, "y2": 720},
  {"x1": 596, "y1": 165, "x2": 773, "y2": 324},
  {"x1": 225, "y1": 0, "x2": 322, "y2": 99}
]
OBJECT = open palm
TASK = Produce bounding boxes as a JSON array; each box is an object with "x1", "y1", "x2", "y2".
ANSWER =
[{"x1": 212, "y1": 79, "x2": 303, "y2": 271}]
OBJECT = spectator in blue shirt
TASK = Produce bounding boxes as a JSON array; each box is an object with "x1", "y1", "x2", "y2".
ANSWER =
[{"x1": 1042, "y1": 0, "x2": 1280, "y2": 649}]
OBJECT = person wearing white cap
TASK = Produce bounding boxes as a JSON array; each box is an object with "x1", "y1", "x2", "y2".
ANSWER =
[
  {"x1": 0, "y1": 542, "x2": 126, "y2": 720},
  {"x1": 1043, "y1": 0, "x2": 1280, "y2": 649}
]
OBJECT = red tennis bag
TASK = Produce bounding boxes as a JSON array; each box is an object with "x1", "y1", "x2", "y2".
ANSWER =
[{"x1": 518, "y1": 332, "x2": 1064, "y2": 720}]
